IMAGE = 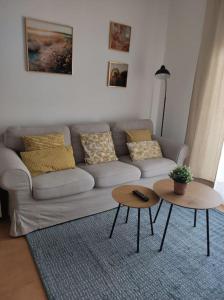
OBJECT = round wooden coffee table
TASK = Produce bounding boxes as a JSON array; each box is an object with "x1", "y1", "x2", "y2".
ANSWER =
[
  {"x1": 153, "y1": 179, "x2": 223, "y2": 256},
  {"x1": 109, "y1": 185, "x2": 159, "y2": 253}
]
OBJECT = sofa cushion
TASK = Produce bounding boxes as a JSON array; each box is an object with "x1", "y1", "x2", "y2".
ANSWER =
[
  {"x1": 119, "y1": 155, "x2": 176, "y2": 178},
  {"x1": 22, "y1": 133, "x2": 65, "y2": 151},
  {"x1": 32, "y1": 168, "x2": 95, "y2": 200},
  {"x1": 4, "y1": 125, "x2": 71, "y2": 152},
  {"x1": 127, "y1": 141, "x2": 162, "y2": 161},
  {"x1": 78, "y1": 161, "x2": 141, "y2": 188},
  {"x1": 110, "y1": 119, "x2": 153, "y2": 157},
  {"x1": 80, "y1": 132, "x2": 118, "y2": 164},
  {"x1": 21, "y1": 145, "x2": 76, "y2": 177},
  {"x1": 126, "y1": 129, "x2": 152, "y2": 142},
  {"x1": 70, "y1": 122, "x2": 110, "y2": 164}
]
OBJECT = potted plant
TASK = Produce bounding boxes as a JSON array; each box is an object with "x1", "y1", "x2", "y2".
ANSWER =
[{"x1": 169, "y1": 166, "x2": 193, "y2": 195}]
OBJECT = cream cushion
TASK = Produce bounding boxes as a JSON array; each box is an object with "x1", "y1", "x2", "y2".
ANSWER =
[
  {"x1": 127, "y1": 140, "x2": 162, "y2": 161},
  {"x1": 32, "y1": 168, "x2": 95, "y2": 200},
  {"x1": 119, "y1": 156, "x2": 177, "y2": 178},
  {"x1": 79, "y1": 161, "x2": 141, "y2": 188},
  {"x1": 80, "y1": 132, "x2": 118, "y2": 165},
  {"x1": 70, "y1": 122, "x2": 110, "y2": 163}
]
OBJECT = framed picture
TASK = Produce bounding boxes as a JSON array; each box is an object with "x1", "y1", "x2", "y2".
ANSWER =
[
  {"x1": 25, "y1": 17, "x2": 73, "y2": 74},
  {"x1": 109, "y1": 21, "x2": 131, "y2": 52},
  {"x1": 107, "y1": 61, "x2": 128, "y2": 88}
]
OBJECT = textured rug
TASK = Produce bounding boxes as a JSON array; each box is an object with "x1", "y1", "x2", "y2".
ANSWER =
[{"x1": 27, "y1": 203, "x2": 224, "y2": 300}]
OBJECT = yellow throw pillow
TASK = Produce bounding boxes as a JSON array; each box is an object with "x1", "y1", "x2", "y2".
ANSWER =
[
  {"x1": 22, "y1": 133, "x2": 65, "y2": 151},
  {"x1": 126, "y1": 129, "x2": 152, "y2": 142},
  {"x1": 127, "y1": 140, "x2": 162, "y2": 161},
  {"x1": 20, "y1": 145, "x2": 75, "y2": 176},
  {"x1": 80, "y1": 131, "x2": 118, "y2": 165}
]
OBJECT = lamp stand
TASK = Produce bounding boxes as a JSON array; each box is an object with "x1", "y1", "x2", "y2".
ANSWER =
[{"x1": 160, "y1": 78, "x2": 167, "y2": 137}]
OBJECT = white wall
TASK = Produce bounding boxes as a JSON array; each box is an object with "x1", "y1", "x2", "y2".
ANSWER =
[
  {"x1": 0, "y1": 0, "x2": 169, "y2": 135},
  {"x1": 0, "y1": 0, "x2": 208, "y2": 144},
  {"x1": 153, "y1": 0, "x2": 207, "y2": 143}
]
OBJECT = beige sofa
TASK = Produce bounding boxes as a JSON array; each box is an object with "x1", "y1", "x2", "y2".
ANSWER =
[{"x1": 0, "y1": 119, "x2": 188, "y2": 237}]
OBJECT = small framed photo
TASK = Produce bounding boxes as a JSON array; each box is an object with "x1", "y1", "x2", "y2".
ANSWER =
[
  {"x1": 107, "y1": 61, "x2": 128, "y2": 88},
  {"x1": 109, "y1": 21, "x2": 131, "y2": 52},
  {"x1": 25, "y1": 17, "x2": 73, "y2": 74}
]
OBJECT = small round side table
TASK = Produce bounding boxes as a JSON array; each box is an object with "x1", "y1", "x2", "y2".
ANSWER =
[
  {"x1": 109, "y1": 185, "x2": 159, "y2": 253},
  {"x1": 153, "y1": 179, "x2": 223, "y2": 256}
]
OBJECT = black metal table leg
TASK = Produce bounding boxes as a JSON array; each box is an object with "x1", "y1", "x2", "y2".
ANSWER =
[
  {"x1": 137, "y1": 208, "x2": 141, "y2": 253},
  {"x1": 125, "y1": 207, "x2": 130, "y2": 223},
  {"x1": 159, "y1": 204, "x2": 173, "y2": 252},
  {"x1": 194, "y1": 209, "x2": 197, "y2": 227},
  {"x1": 153, "y1": 199, "x2": 163, "y2": 223},
  {"x1": 206, "y1": 209, "x2": 210, "y2": 256},
  {"x1": 149, "y1": 208, "x2": 154, "y2": 235},
  {"x1": 109, "y1": 204, "x2": 121, "y2": 238}
]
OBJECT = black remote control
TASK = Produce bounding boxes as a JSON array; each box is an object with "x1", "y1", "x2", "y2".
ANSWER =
[{"x1": 132, "y1": 190, "x2": 149, "y2": 202}]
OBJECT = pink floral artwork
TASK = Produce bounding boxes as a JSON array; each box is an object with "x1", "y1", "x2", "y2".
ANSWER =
[{"x1": 109, "y1": 22, "x2": 131, "y2": 52}]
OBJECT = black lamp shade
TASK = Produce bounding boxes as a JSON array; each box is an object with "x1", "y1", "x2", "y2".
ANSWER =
[{"x1": 155, "y1": 65, "x2": 170, "y2": 79}]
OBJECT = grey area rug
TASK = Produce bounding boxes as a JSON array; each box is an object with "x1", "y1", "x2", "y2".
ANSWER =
[{"x1": 27, "y1": 203, "x2": 224, "y2": 300}]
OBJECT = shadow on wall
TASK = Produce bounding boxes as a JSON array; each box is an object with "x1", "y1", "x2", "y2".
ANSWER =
[{"x1": 0, "y1": 134, "x2": 3, "y2": 145}]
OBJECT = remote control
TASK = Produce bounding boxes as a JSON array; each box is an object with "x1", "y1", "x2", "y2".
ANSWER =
[{"x1": 132, "y1": 190, "x2": 149, "y2": 202}]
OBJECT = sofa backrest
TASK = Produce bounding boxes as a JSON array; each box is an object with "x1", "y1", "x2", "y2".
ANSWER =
[
  {"x1": 110, "y1": 119, "x2": 153, "y2": 157},
  {"x1": 70, "y1": 122, "x2": 110, "y2": 163},
  {"x1": 3, "y1": 119, "x2": 154, "y2": 161},
  {"x1": 4, "y1": 125, "x2": 71, "y2": 152}
]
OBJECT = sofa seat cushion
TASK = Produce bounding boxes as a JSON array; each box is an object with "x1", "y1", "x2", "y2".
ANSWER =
[
  {"x1": 78, "y1": 161, "x2": 141, "y2": 188},
  {"x1": 32, "y1": 168, "x2": 95, "y2": 200},
  {"x1": 119, "y1": 156, "x2": 176, "y2": 178}
]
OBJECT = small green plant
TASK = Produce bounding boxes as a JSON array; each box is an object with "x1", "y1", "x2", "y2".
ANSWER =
[{"x1": 169, "y1": 165, "x2": 193, "y2": 184}]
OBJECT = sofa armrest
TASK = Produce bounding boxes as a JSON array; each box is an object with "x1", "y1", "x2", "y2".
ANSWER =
[
  {"x1": 0, "y1": 146, "x2": 32, "y2": 191},
  {"x1": 155, "y1": 136, "x2": 189, "y2": 165}
]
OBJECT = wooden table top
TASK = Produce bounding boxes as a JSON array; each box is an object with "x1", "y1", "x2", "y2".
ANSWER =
[
  {"x1": 153, "y1": 179, "x2": 223, "y2": 209},
  {"x1": 112, "y1": 185, "x2": 159, "y2": 208}
]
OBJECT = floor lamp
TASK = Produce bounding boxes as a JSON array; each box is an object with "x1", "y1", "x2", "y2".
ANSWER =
[{"x1": 155, "y1": 65, "x2": 171, "y2": 136}]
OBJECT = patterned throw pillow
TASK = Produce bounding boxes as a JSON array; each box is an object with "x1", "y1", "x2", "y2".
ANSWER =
[
  {"x1": 127, "y1": 140, "x2": 162, "y2": 161},
  {"x1": 80, "y1": 132, "x2": 118, "y2": 165},
  {"x1": 23, "y1": 133, "x2": 65, "y2": 151},
  {"x1": 20, "y1": 145, "x2": 75, "y2": 176}
]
